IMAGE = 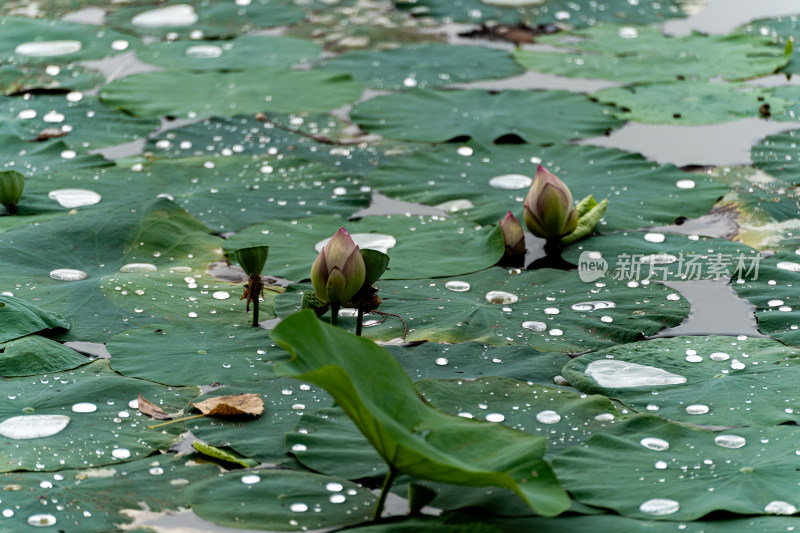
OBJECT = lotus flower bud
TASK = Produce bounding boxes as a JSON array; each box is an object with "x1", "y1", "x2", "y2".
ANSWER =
[
  {"x1": 523, "y1": 165, "x2": 578, "y2": 240},
  {"x1": 500, "y1": 211, "x2": 525, "y2": 257},
  {"x1": 0, "y1": 171, "x2": 24, "y2": 215},
  {"x1": 311, "y1": 228, "x2": 366, "y2": 305}
]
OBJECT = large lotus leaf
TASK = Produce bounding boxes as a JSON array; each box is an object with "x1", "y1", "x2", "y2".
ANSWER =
[
  {"x1": 272, "y1": 311, "x2": 571, "y2": 516},
  {"x1": 20, "y1": 155, "x2": 369, "y2": 231},
  {"x1": 752, "y1": 127, "x2": 800, "y2": 180},
  {"x1": 0, "y1": 94, "x2": 158, "y2": 150},
  {"x1": 99, "y1": 68, "x2": 363, "y2": 119},
  {"x1": 365, "y1": 142, "x2": 727, "y2": 230},
  {"x1": 0, "y1": 17, "x2": 138, "y2": 65},
  {"x1": 0, "y1": 455, "x2": 217, "y2": 532},
  {"x1": 515, "y1": 26, "x2": 791, "y2": 83},
  {"x1": 0, "y1": 335, "x2": 86, "y2": 376},
  {"x1": 416, "y1": 377, "x2": 622, "y2": 456},
  {"x1": 392, "y1": 0, "x2": 690, "y2": 26},
  {"x1": 0, "y1": 64, "x2": 104, "y2": 96},
  {"x1": 144, "y1": 114, "x2": 425, "y2": 176},
  {"x1": 183, "y1": 469, "x2": 376, "y2": 531},
  {"x1": 319, "y1": 44, "x2": 523, "y2": 90},
  {"x1": 224, "y1": 214, "x2": 504, "y2": 281},
  {"x1": 738, "y1": 16, "x2": 800, "y2": 74},
  {"x1": 286, "y1": 407, "x2": 386, "y2": 480},
  {"x1": 0, "y1": 199, "x2": 231, "y2": 342},
  {"x1": 563, "y1": 335, "x2": 800, "y2": 426},
  {"x1": 351, "y1": 90, "x2": 623, "y2": 144},
  {"x1": 349, "y1": 514, "x2": 800, "y2": 533},
  {"x1": 732, "y1": 252, "x2": 800, "y2": 347},
  {"x1": 275, "y1": 267, "x2": 688, "y2": 351},
  {"x1": 554, "y1": 414, "x2": 800, "y2": 520},
  {"x1": 562, "y1": 232, "x2": 761, "y2": 282},
  {"x1": 107, "y1": 321, "x2": 276, "y2": 386},
  {"x1": 0, "y1": 0, "x2": 159, "y2": 17},
  {"x1": 594, "y1": 82, "x2": 790, "y2": 125},
  {"x1": 136, "y1": 35, "x2": 322, "y2": 71},
  {"x1": 0, "y1": 135, "x2": 110, "y2": 178},
  {"x1": 0, "y1": 359, "x2": 197, "y2": 472},
  {"x1": 0, "y1": 294, "x2": 69, "y2": 343},
  {"x1": 384, "y1": 342, "x2": 572, "y2": 384},
  {"x1": 189, "y1": 380, "x2": 332, "y2": 464},
  {"x1": 106, "y1": 0, "x2": 323, "y2": 38}
]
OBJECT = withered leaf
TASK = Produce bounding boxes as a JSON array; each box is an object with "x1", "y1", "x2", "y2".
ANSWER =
[
  {"x1": 33, "y1": 128, "x2": 68, "y2": 142},
  {"x1": 137, "y1": 394, "x2": 171, "y2": 420},
  {"x1": 191, "y1": 393, "x2": 264, "y2": 417}
]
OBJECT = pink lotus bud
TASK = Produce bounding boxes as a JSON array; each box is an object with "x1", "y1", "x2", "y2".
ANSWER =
[
  {"x1": 500, "y1": 211, "x2": 525, "y2": 257},
  {"x1": 311, "y1": 228, "x2": 366, "y2": 305},
  {"x1": 523, "y1": 165, "x2": 578, "y2": 240}
]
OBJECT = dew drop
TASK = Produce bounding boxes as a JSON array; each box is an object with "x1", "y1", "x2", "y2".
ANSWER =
[
  {"x1": 536, "y1": 410, "x2": 561, "y2": 424},
  {"x1": 132, "y1": 4, "x2": 199, "y2": 27},
  {"x1": 48, "y1": 189, "x2": 102, "y2": 208},
  {"x1": 685, "y1": 404, "x2": 709, "y2": 415},
  {"x1": 119, "y1": 263, "x2": 157, "y2": 273},
  {"x1": 768, "y1": 299, "x2": 785, "y2": 307},
  {"x1": 586, "y1": 360, "x2": 686, "y2": 388},
  {"x1": 676, "y1": 179, "x2": 696, "y2": 189},
  {"x1": 456, "y1": 146, "x2": 473, "y2": 156},
  {"x1": 522, "y1": 320, "x2": 547, "y2": 332},
  {"x1": 776, "y1": 262, "x2": 800, "y2": 272},
  {"x1": 485, "y1": 291, "x2": 518, "y2": 304},
  {"x1": 17, "y1": 109, "x2": 37, "y2": 119},
  {"x1": 654, "y1": 460, "x2": 668, "y2": 469},
  {"x1": 435, "y1": 199, "x2": 474, "y2": 213},
  {"x1": 43, "y1": 111, "x2": 65, "y2": 123},
  {"x1": 112, "y1": 448, "x2": 131, "y2": 459},
  {"x1": 27, "y1": 514, "x2": 57, "y2": 527},
  {"x1": 710, "y1": 352, "x2": 730, "y2": 361},
  {"x1": 548, "y1": 329, "x2": 563, "y2": 336},
  {"x1": 111, "y1": 40, "x2": 129, "y2": 51},
  {"x1": 435, "y1": 357, "x2": 448, "y2": 366},
  {"x1": 291, "y1": 443, "x2": 307, "y2": 453},
  {"x1": 290, "y1": 503, "x2": 308, "y2": 513},
  {"x1": 185, "y1": 44, "x2": 223, "y2": 59},
  {"x1": 71, "y1": 402, "x2": 97, "y2": 413},
  {"x1": 149, "y1": 467, "x2": 164, "y2": 475},
  {"x1": 16, "y1": 41, "x2": 81, "y2": 57},
  {"x1": 765, "y1": 501, "x2": 797, "y2": 515},
  {"x1": 544, "y1": 307, "x2": 560, "y2": 315},
  {"x1": 212, "y1": 291, "x2": 231, "y2": 300},
  {"x1": 2, "y1": 509, "x2": 14, "y2": 517},
  {"x1": 685, "y1": 354, "x2": 703, "y2": 363},
  {"x1": 640, "y1": 437, "x2": 670, "y2": 451},
  {"x1": 329, "y1": 494, "x2": 346, "y2": 504},
  {"x1": 486, "y1": 413, "x2": 505, "y2": 423},
  {"x1": 594, "y1": 413, "x2": 615, "y2": 421},
  {"x1": 714, "y1": 434, "x2": 746, "y2": 449},
  {"x1": 445, "y1": 280, "x2": 471, "y2": 292},
  {"x1": 618, "y1": 26, "x2": 639, "y2": 38},
  {"x1": 571, "y1": 301, "x2": 615, "y2": 311},
  {"x1": 488, "y1": 174, "x2": 533, "y2": 190},
  {"x1": 241, "y1": 474, "x2": 261, "y2": 485},
  {"x1": 49, "y1": 268, "x2": 88, "y2": 281},
  {"x1": 643, "y1": 232, "x2": 666, "y2": 243},
  {"x1": 639, "y1": 498, "x2": 679, "y2": 516},
  {"x1": 325, "y1": 482, "x2": 343, "y2": 492}
]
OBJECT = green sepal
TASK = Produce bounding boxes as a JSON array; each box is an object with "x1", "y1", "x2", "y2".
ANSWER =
[
  {"x1": 361, "y1": 249, "x2": 390, "y2": 286},
  {"x1": 192, "y1": 441, "x2": 260, "y2": 468},
  {"x1": 561, "y1": 197, "x2": 608, "y2": 245},
  {"x1": 232, "y1": 245, "x2": 269, "y2": 276},
  {"x1": 302, "y1": 290, "x2": 330, "y2": 316},
  {"x1": 0, "y1": 170, "x2": 24, "y2": 213}
]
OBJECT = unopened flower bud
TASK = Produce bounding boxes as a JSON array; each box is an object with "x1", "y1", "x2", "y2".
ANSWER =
[
  {"x1": 523, "y1": 165, "x2": 578, "y2": 240},
  {"x1": 311, "y1": 228, "x2": 366, "y2": 305}
]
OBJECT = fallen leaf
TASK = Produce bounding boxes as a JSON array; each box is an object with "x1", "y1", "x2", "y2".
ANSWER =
[
  {"x1": 33, "y1": 128, "x2": 68, "y2": 142},
  {"x1": 138, "y1": 394, "x2": 171, "y2": 420},
  {"x1": 192, "y1": 393, "x2": 264, "y2": 417}
]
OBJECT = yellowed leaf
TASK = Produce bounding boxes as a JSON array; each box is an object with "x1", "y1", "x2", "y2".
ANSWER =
[
  {"x1": 138, "y1": 394, "x2": 171, "y2": 420},
  {"x1": 191, "y1": 393, "x2": 264, "y2": 417}
]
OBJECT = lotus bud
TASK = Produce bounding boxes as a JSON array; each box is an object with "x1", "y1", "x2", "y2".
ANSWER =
[
  {"x1": 311, "y1": 228, "x2": 366, "y2": 307},
  {"x1": 0, "y1": 171, "x2": 24, "y2": 215},
  {"x1": 523, "y1": 165, "x2": 578, "y2": 240},
  {"x1": 500, "y1": 211, "x2": 525, "y2": 257},
  {"x1": 232, "y1": 245, "x2": 269, "y2": 327}
]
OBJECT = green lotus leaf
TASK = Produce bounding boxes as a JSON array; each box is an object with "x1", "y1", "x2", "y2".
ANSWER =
[
  {"x1": 183, "y1": 469, "x2": 376, "y2": 531},
  {"x1": 224, "y1": 214, "x2": 504, "y2": 281},
  {"x1": 319, "y1": 44, "x2": 523, "y2": 90},
  {"x1": 555, "y1": 414, "x2": 800, "y2": 520},
  {"x1": 0, "y1": 135, "x2": 110, "y2": 179},
  {"x1": 366, "y1": 142, "x2": 727, "y2": 230},
  {"x1": 0, "y1": 64, "x2": 104, "y2": 96},
  {"x1": 0, "y1": 335, "x2": 86, "y2": 376},
  {"x1": 188, "y1": 380, "x2": 331, "y2": 465},
  {"x1": 136, "y1": 34, "x2": 322, "y2": 71},
  {"x1": 0, "y1": 294, "x2": 69, "y2": 343},
  {"x1": 0, "y1": 93, "x2": 158, "y2": 149},
  {"x1": 563, "y1": 335, "x2": 800, "y2": 426},
  {"x1": 0, "y1": 359, "x2": 197, "y2": 472},
  {"x1": 272, "y1": 310, "x2": 571, "y2": 516},
  {"x1": 351, "y1": 89, "x2": 623, "y2": 144},
  {"x1": 0, "y1": 455, "x2": 217, "y2": 532},
  {"x1": 752, "y1": 126, "x2": 800, "y2": 181},
  {"x1": 107, "y1": 321, "x2": 276, "y2": 386},
  {"x1": 516, "y1": 26, "x2": 790, "y2": 83},
  {"x1": 100, "y1": 68, "x2": 363, "y2": 119},
  {"x1": 737, "y1": 16, "x2": 800, "y2": 74},
  {"x1": 275, "y1": 267, "x2": 688, "y2": 351}
]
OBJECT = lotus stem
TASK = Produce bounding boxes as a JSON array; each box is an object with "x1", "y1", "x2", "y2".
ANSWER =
[
  {"x1": 252, "y1": 298, "x2": 259, "y2": 327},
  {"x1": 356, "y1": 308, "x2": 364, "y2": 336},
  {"x1": 330, "y1": 303, "x2": 340, "y2": 327},
  {"x1": 372, "y1": 467, "x2": 398, "y2": 521},
  {"x1": 147, "y1": 413, "x2": 206, "y2": 429}
]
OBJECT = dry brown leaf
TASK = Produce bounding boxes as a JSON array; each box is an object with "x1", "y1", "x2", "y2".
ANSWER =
[
  {"x1": 33, "y1": 128, "x2": 68, "y2": 142},
  {"x1": 138, "y1": 394, "x2": 171, "y2": 420},
  {"x1": 191, "y1": 393, "x2": 264, "y2": 417}
]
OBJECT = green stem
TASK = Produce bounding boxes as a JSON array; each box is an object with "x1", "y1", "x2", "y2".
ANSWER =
[
  {"x1": 356, "y1": 308, "x2": 364, "y2": 336},
  {"x1": 372, "y1": 467, "x2": 397, "y2": 521},
  {"x1": 330, "y1": 303, "x2": 340, "y2": 327},
  {"x1": 252, "y1": 298, "x2": 259, "y2": 327}
]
